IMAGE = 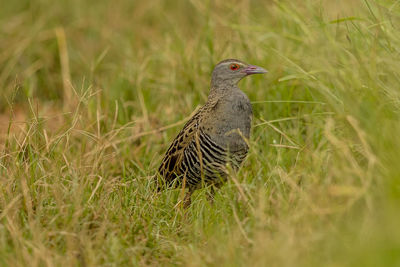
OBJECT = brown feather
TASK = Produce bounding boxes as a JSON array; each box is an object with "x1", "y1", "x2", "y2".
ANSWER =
[{"x1": 157, "y1": 99, "x2": 218, "y2": 188}]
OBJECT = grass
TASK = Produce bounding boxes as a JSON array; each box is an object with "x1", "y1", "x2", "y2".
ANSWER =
[{"x1": 1, "y1": 0, "x2": 400, "y2": 266}]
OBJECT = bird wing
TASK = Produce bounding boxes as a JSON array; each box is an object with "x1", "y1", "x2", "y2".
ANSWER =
[
  {"x1": 157, "y1": 110, "x2": 201, "y2": 186},
  {"x1": 157, "y1": 95, "x2": 222, "y2": 187}
]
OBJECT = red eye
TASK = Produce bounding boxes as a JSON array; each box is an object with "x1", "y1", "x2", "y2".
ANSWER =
[{"x1": 230, "y1": 63, "x2": 240, "y2": 71}]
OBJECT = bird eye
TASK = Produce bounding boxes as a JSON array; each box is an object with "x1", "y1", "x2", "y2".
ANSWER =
[{"x1": 229, "y1": 63, "x2": 240, "y2": 71}]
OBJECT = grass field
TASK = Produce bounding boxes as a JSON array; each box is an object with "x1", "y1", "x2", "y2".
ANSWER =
[{"x1": 1, "y1": 0, "x2": 400, "y2": 266}]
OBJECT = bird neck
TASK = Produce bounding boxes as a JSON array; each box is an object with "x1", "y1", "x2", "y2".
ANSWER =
[
  {"x1": 211, "y1": 75, "x2": 241, "y2": 88},
  {"x1": 208, "y1": 83, "x2": 240, "y2": 99}
]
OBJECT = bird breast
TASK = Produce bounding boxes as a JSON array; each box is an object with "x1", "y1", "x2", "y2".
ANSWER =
[{"x1": 204, "y1": 90, "x2": 252, "y2": 153}]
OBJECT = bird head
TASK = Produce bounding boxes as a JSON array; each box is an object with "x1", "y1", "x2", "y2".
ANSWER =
[{"x1": 211, "y1": 59, "x2": 267, "y2": 87}]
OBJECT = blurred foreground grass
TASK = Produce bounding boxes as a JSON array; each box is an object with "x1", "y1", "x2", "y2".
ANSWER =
[{"x1": 1, "y1": 0, "x2": 400, "y2": 266}]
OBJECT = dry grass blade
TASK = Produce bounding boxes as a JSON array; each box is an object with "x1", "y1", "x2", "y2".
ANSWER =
[
  {"x1": 258, "y1": 118, "x2": 298, "y2": 147},
  {"x1": 55, "y1": 27, "x2": 76, "y2": 111}
]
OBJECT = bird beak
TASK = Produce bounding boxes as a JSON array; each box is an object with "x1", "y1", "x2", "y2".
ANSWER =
[{"x1": 243, "y1": 65, "x2": 268, "y2": 75}]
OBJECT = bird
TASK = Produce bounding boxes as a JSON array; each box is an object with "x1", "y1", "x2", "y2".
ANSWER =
[{"x1": 157, "y1": 59, "x2": 267, "y2": 207}]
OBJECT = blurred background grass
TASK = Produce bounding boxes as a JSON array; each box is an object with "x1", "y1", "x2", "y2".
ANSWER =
[{"x1": 1, "y1": 0, "x2": 400, "y2": 266}]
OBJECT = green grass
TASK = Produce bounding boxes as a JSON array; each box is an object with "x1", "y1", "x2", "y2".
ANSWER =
[{"x1": 1, "y1": 0, "x2": 400, "y2": 266}]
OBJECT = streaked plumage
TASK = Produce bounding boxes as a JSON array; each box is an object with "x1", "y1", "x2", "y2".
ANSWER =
[{"x1": 157, "y1": 59, "x2": 267, "y2": 206}]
